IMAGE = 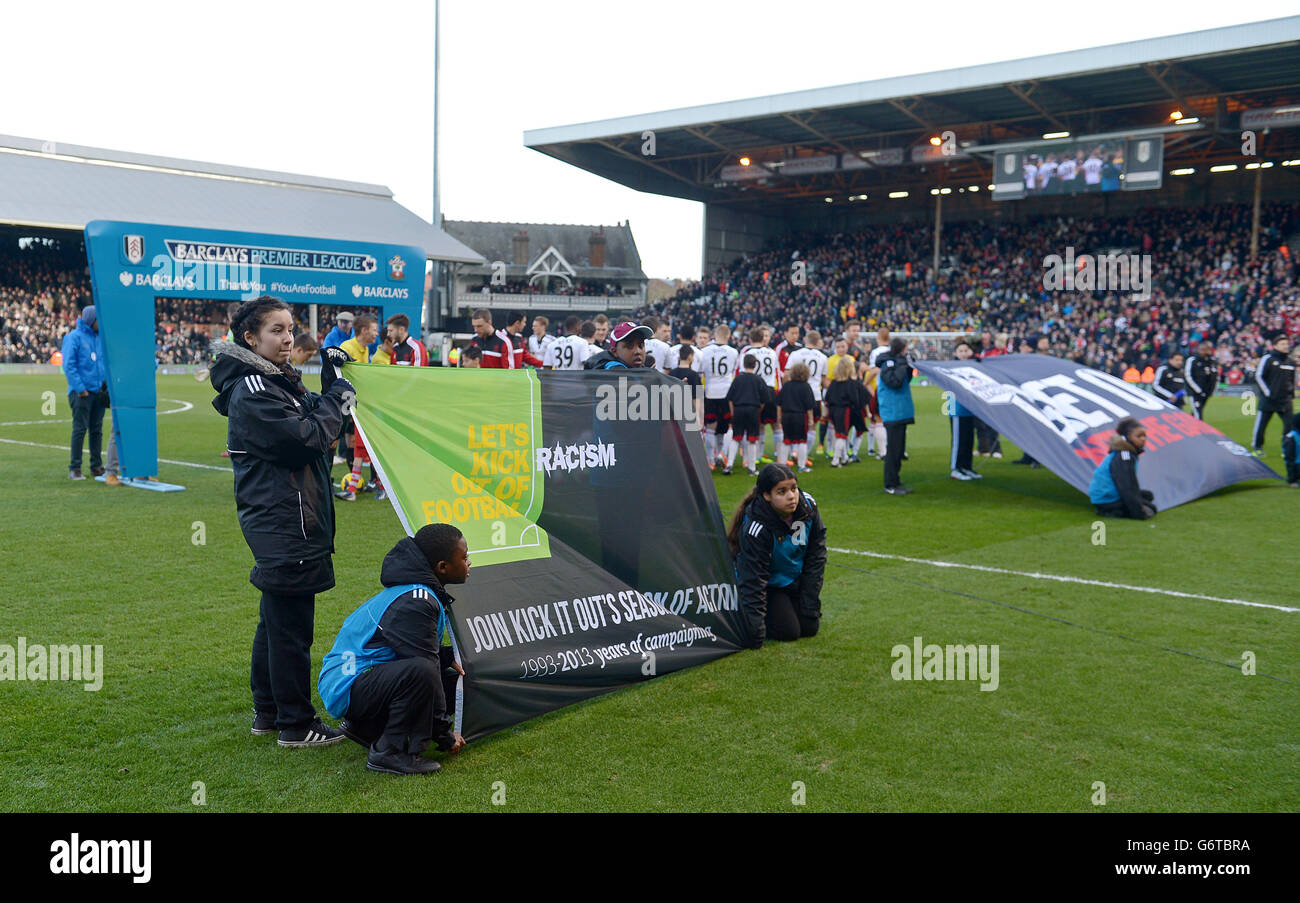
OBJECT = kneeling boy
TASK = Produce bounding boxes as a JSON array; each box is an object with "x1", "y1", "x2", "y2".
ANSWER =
[{"x1": 318, "y1": 523, "x2": 469, "y2": 775}]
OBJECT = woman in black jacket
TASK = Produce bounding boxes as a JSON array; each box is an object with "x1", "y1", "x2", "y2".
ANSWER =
[
  {"x1": 210, "y1": 296, "x2": 355, "y2": 747},
  {"x1": 727, "y1": 463, "x2": 827, "y2": 648}
]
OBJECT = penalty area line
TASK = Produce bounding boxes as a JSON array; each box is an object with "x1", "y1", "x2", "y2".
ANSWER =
[{"x1": 828, "y1": 546, "x2": 1296, "y2": 613}]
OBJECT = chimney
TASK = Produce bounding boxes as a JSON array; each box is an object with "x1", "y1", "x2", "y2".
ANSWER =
[
  {"x1": 589, "y1": 228, "x2": 606, "y2": 269},
  {"x1": 512, "y1": 230, "x2": 529, "y2": 266}
]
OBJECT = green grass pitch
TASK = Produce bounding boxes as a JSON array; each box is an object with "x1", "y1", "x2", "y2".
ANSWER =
[{"x1": 0, "y1": 373, "x2": 1295, "y2": 812}]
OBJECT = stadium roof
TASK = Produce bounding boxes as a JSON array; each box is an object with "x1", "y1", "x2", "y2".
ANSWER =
[
  {"x1": 0, "y1": 134, "x2": 484, "y2": 263},
  {"x1": 524, "y1": 16, "x2": 1300, "y2": 206},
  {"x1": 443, "y1": 220, "x2": 646, "y2": 279}
]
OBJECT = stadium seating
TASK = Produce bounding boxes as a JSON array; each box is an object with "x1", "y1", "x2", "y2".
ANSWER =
[{"x1": 642, "y1": 202, "x2": 1299, "y2": 377}]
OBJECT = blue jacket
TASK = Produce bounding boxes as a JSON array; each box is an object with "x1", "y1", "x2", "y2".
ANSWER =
[
  {"x1": 1088, "y1": 435, "x2": 1152, "y2": 518},
  {"x1": 321, "y1": 325, "x2": 353, "y2": 350},
  {"x1": 876, "y1": 351, "x2": 915, "y2": 424},
  {"x1": 61, "y1": 317, "x2": 106, "y2": 394},
  {"x1": 318, "y1": 538, "x2": 452, "y2": 720}
]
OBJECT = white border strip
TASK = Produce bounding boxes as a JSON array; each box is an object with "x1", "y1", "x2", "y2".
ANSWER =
[{"x1": 829, "y1": 546, "x2": 1297, "y2": 613}]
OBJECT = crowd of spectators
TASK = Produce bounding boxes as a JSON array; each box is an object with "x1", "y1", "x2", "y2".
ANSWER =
[
  {"x1": 0, "y1": 239, "x2": 90, "y2": 364},
  {"x1": 641, "y1": 202, "x2": 1299, "y2": 377},
  {"x1": 4, "y1": 202, "x2": 1298, "y2": 378},
  {"x1": 468, "y1": 278, "x2": 635, "y2": 297}
]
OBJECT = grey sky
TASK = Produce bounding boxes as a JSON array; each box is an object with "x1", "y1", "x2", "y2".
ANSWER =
[{"x1": 3, "y1": 1, "x2": 1294, "y2": 279}]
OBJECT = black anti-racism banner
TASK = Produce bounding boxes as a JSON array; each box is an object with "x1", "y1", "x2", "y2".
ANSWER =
[
  {"x1": 348, "y1": 365, "x2": 746, "y2": 741},
  {"x1": 915, "y1": 354, "x2": 1278, "y2": 510}
]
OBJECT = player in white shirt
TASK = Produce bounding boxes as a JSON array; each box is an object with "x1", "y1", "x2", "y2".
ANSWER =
[
  {"x1": 1024, "y1": 157, "x2": 1039, "y2": 193},
  {"x1": 642, "y1": 315, "x2": 673, "y2": 374},
  {"x1": 542, "y1": 315, "x2": 589, "y2": 371},
  {"x1": 786, "y1": 331, "x2": 830, "y2": 456},
  {"x1": 1057, "y1": 156, "x2": 1078, "y2": 194},
  {"x1": 868, "y1": 327, "x2": 892, "y2": 368},
  {"x1": 1038, "y1": 155, "x2": 1059, "y2": 193},
  {"x1": 1081, "y1": 150, "x2": 1103, "y2": 190},
  {"x1": 528, "y1": 315, "x2": 556, "y2": 361},
  {"x1": 691, "y1": 326, "x2": 712, "y2": 375},
  {"x1": 740, "y1": 326, "x2": 781, "y2": 459},
  {"x1": 662, "y1": 324, "x2": 693, "y2": 371},
  {"x1": 696, "y1": 324, "x2": 740, "y2": 468}
]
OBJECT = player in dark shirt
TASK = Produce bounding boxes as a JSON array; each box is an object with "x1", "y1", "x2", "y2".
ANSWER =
[
  {"x1": 668, "y1": 344, "x2": 705, "y2": 450},
  {"x1": 775, "y1": 362, "x2": 816, "y2": 472},
  {"x1": 724, "y1": 354, "x2": 771, "y2": 476}
]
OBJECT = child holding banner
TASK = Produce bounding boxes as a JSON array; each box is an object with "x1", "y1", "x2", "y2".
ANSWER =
[
  {"x1": 1088, "y1": 418, "x2": 1158, "y2": 519},
  {"x1": 318, "y1": 523, "x2": 468, "y2": 775},
  {"x1": 728, "y1": 463, "x2": 826, "y2": 648},
  {"x1": 210, "y1": 295, "x2": 355, "y2": 748}
]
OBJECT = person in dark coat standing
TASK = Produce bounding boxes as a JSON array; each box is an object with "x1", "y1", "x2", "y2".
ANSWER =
[{"x1": 210, "y1": 295, "x2": 356, "y2": 747}]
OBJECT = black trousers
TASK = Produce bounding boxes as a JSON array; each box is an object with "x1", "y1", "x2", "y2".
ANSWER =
[
  {"x1": 1253, "y1": 405, "x2": 1293, "y2": 450},
  {"x1": 766, "y1": 584, "x2": 819, "y2": 642},
  {"x1": 68, "y1": 388, "x2": 108, "y2": 472},
  {"x1": 1191, "y1": 397, "x2": 1207, "y2": 420},
  {"x1": 883, "y1": 422, "x2": 908, "y2": 488},
  {"x1": 975, "y1": 418, "x2": 1001, "y2": 455},
  {"x1": 1095, "y1": 490, "x2": 1156, "y2": 520},
  {"x1": 346, "y1": 651, "x2": 459, "y2": 756},
  {"x1": 950, "y1": 415, "x2": 975, "y2": 472},
  {"x1": 251, "y1": 589, "x2": 318, "y2": 730}
]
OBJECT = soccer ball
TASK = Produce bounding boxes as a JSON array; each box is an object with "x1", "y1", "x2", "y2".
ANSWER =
[{"x1": 339, "y1": 472, "x2": 364, "y2": 493}]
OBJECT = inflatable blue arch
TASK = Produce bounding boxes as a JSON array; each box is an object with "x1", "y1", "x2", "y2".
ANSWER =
[{"x1": 85, "y1": 220, "x2": 424, "y2": 484}]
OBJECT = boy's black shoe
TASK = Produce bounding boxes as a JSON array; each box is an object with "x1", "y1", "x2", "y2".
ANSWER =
[
  {"x1": 277, "y1": 718, "x2": 346, "y2": 747},
  {"x1": 367, "y1": 748, "x2": 442, "y2": 775},
  {"x1": 251, "y1": 711, "x2": 277, "y2": 736},
  {"x1": 338, "y1": 720, "x2": 377, "y2": 748}
]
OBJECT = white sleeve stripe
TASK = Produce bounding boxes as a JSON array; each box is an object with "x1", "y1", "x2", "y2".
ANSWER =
[{"x1": 1255, "y1": 356, "x2": 1271, "y2": 396}]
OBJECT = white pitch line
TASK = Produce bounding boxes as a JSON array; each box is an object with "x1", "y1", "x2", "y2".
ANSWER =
[
  {"x1": 829, "y1": 546, "x2": 1297, "y2": 613},
  {"x1": 0, "y1": 397, "x2": 194, "y2": 427},
  {"x1": 0, "y1": 437, "x2": 229, "y2": 472}
]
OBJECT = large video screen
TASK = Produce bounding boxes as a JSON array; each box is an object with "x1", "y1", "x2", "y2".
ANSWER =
[{"x1": 992, "y1": 136, "x2": 1163, "y2": 200}]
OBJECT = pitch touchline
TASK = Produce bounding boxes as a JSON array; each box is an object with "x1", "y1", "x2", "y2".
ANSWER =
[
  {"x1": 829, "y1": 546, "x2": 1296, "y2": 613},
  {"x1": 0, "y1": 398, "x2": 194, "y2": 427}
]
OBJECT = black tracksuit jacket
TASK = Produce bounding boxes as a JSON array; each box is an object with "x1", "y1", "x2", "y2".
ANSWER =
[
  {"x1": 1255, "y1": 349, "x2": 1296, "y2": 412},
  {"x1": 209, "y1": 340, "x2": 350, "y2": 582},
  {"x1": 1183, "y1": 355, "x2": 1218, "y2": 403},
  {"x1": 733, "y1": 493, "x2": 827, "y2": 648}
]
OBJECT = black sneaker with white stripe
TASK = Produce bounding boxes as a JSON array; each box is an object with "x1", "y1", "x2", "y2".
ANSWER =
[
  {"x1": 277, "y1": 718, "x2": 346, "y2": 747},
  {"x1": 251, "y1": 711, "x2": 277, "y2": 736}
]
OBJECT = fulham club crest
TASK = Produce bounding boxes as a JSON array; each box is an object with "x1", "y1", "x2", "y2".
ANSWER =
[
  {"x1": 123, "y1": 234, "x2": 145, "y2": 265},
  {"x1": 388, "y1": 254, "x2": 406, "y2": 280}
]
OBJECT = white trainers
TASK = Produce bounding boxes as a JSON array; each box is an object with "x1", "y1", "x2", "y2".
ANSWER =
[
  {"x1": 962, "y1": 468, "x2": 983, "y2": 480},
  {"x1": 950, "y1": 469, "x2": 973, "y2": 481}
]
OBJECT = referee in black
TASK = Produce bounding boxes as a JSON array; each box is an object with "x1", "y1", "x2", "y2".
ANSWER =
[{"x1": 1184, "y1": 343, "x2": 1219, "y2": 420}]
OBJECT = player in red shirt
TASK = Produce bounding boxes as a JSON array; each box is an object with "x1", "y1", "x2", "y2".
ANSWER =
[
  {"x1": 386, "y1": 314, "x2": 428, "y2": 366},
  {"x1": 468, "y1": 308, "x2": 515, "y2": 369}
]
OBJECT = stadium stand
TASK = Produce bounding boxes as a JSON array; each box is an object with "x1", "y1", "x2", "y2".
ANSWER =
[{"x1": 640, "y1": 202, "x2": 1299, "y2": 377}]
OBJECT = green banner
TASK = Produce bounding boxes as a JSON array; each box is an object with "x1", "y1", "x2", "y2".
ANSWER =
[{"x1": 346, "y1": 364, "x2": 549, "y2": 567}]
